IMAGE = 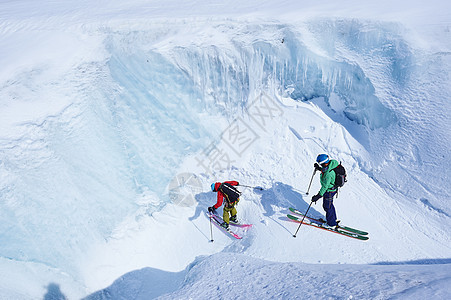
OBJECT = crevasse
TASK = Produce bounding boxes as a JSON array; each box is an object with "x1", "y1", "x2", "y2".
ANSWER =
[{"x1": 1, "y1": 19, "x2": 407, "y2": 277}]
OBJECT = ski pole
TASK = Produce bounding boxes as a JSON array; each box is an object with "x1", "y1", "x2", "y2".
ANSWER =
[
  {"x1": 239, "y1": 185, "x2": 263, "y2": 191},
  {"x1": 306, "y1": 169, "x2": 317, "y2": 195},
  {"x1": 209, "y1": 213, "x2": 214, "y2": 242},
  {"x1": 292, "y1": 201, "x2": 313, "y2": 238}
]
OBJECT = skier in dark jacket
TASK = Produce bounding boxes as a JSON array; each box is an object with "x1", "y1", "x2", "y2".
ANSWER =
[
  {"x1": 311, "y1": 154, "x2": 340, "y2": 229},
  {"x1": 208, "y1": 181, "x2": 240, "y2": 229}
]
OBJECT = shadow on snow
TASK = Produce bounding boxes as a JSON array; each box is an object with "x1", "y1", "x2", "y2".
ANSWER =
[{"x1": 83, "y1": 267, "x2": 185, "y2": 300}]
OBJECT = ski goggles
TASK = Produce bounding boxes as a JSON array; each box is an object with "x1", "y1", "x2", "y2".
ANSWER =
[{"x1": 320, "y1": 162, "x2": 329, "y2": 168}]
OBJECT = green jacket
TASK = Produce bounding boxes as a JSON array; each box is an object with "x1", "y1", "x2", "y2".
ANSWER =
[{"x1": 318, "y1": 159, "x2": 339, "y2": 196}]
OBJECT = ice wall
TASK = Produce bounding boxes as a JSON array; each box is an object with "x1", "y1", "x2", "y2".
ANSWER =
[
  {"x1": 169, "y1": 22, "x2": 399, "y2": 129},
  {"x1": 105, "y1": 48, "x2": 212, "y2": 201}
]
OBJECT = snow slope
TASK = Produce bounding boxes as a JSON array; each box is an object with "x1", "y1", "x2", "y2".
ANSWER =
[
  {"x1": 0, "y1": 0, "x2": 450, "y2": 299},
  {"x1": 164, "y1": 254, "x2": 451, "y2": 299}
]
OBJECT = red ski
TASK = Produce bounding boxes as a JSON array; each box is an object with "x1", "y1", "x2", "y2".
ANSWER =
[{"x1": 207, "y1": 212, "x2": 242, "y2": 239}]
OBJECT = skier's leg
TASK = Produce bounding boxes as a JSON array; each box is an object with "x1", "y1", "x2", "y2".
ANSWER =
[
  {"x1": 231, "y1": 206, "x2": 237, "y2": 218},
  {"x1": 223, "y1": 206, "x2": 231, "y2": 224},
  {"x1": 323, "y1": 192, "x2": 337, "y2": 226},
  {"x1": 229, "y1": 206, "x2": 238, "y2": 223}
]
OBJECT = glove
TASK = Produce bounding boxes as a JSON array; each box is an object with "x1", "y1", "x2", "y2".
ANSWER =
[
  {"x1": 311, "y1": 194, "x2": 322, "y2": 203},
  {"x1": 314, "y1": 163, "x2": 322, "y2": 172},
  {"x1": 208, "y1": 206, "x2": 216, "y2": 213}
]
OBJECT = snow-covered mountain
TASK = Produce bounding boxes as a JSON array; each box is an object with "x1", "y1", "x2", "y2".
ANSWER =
[{"x1": 0, "y1": 1, "x2": 450, "y2": 299}]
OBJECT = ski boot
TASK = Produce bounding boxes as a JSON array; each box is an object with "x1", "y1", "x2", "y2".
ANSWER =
[
  {"x1": 221, "y1": 222, "x2": 229, "y2": 230},
  {"x1": 322, "y1": 222, "x2": 340, "y2": 231},
  {"x1": 230, "y1": 215, "x2": 238, "y2": 224}
]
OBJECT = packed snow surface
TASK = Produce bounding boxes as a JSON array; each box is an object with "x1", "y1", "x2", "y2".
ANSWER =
[{"x1": 0, "y1": 0, "x2": 450, "y2": 299}]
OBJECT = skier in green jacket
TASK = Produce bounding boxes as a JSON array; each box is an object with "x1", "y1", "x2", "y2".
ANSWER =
[{"x1": 311, "y1": 154, "x2": 340, "y2": 229}]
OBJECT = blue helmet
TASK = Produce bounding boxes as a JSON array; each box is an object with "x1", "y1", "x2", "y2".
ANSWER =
[
  {"x1": 211, "y1": 183, "x2": 216, "y2": 192},
  {"x1": 316, "y1": 154, "x2": 330, "y2": 165}
]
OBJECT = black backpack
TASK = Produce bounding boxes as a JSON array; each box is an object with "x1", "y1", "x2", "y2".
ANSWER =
[
  {"x1": 218, "y1": 182, "x2": 241, "y2": 206},
  {"x1": 332, "y1": 163, "x2": 347, "y2": 188}
]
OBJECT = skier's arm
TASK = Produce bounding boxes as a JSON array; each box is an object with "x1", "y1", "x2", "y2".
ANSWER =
[
  {"x1": 213, "y1": 192, "x2": 224, "y2": 209},
  {"x1": 319, "y1": 184, "x2": 327, "y2": 196},
  {"x1": 224, "y1": 180, "x2": 239, "y2": 186}
]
